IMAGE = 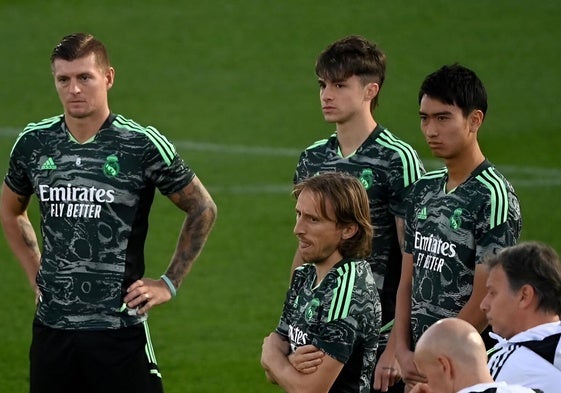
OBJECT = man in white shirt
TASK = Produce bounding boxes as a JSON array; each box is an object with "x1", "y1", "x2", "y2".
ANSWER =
[
  {"x1": 480, "y1": 241, "x2": 561, "y2": 393},
  {"x1": 410, "y1": 318, "x2": 541, "y2": 393}
]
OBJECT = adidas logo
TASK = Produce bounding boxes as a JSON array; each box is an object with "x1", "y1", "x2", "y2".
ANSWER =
[
  {"x1": 417, "y1": 207, "x2": 427, "y2": 220},
  {"x1": 41, "y1": 157, "x2": 57, "y2": 170}
]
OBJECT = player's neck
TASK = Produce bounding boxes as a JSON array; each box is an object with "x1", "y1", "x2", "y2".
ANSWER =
[
  {"x1": 65, "y1": 108, "x2": 110, "y2": 144},
  {"x1": 336, "y1": 115, "x2": 377, "y2": 157},
  {"x1": 516, "y1": 312, "x2": 561, "y2": 336},
  {"x1": 313, "y1": 253, "x2": 343, "y2": 286},
  {"x1": 457, "y1": 370, "x2": 494, "y2": 392},
  {"x1": 444, "y1": 146, "x2": 485, "y2": 192}
]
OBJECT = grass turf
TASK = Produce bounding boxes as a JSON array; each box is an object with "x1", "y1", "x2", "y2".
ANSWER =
[{"x1": 0, "y1": 1, "x2": 560, "y2": 391}]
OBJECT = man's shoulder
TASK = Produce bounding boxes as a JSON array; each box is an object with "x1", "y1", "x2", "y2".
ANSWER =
[
  {"x1": 110, "y1": 114, "x2": 152, "y2": 133},
  {"x1": 368, "y1": 127, "x2": 424, "y2": 170},
  {"x1": 419, "y1": 167, "x2": 447, "y2": 180},
  {"x1": 511, "y1": 322, "x2": 561, "y2": 342},
  {"x1": 475, "y1": 166, "x2": 513, "y2": 186},
  {"x1": 459, "y1": 382, "x2": 541, "y2": 393},
  {"x1": 22, "y1": 115, "x2": 64, "y2": 134},
  {"x1": 109, "y1": 114, "x2": 179, "y2": 162},
  {"x1": 512, "y1": 323, "x2": 561, "y2": 363},
  {"x1": 467, "y1": 163, "x2": 521, "y2": 228},
  {"x1": 109, "y1": 114, "x2": 172, "y2": 139},
  {"x1": 301, "y1": 133, "x2": 337, "y2": 152},
  {"x1": 11, "y1": 115, "x2": 64, "y2": 150},
  {"x1": 322, "y1": 260, "x2": 378, "y2": 319},
  {"x1": 467, "y1": 161, "x2": 517, "y2": 199},
  {"x1": 327, "y1": 260, "x2": 376, "y2": 292},
  {"x1": 489, "y1": 325, "x2": 561, "y2": 379},
  {"x1": 291, "y1": 264, "x2": 315, "y2": 286},
  {"x1": 373, "y1": 126, "x2": 417, "y2": 150},
  {"x1": 411, "y1": 168, "x2": 447, "y2": 190}
]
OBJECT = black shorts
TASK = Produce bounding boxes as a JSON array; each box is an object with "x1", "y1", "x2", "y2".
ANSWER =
[{"x1": 30, "y1": 320, "x2": 164, "y2": 393}]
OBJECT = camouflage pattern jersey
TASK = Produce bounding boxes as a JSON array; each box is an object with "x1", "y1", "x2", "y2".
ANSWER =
[
  {"x1": 294, "y1": 125, "x2": 424, "y2": 327},
  {"x1": 276, "y1": 259, "x2": 382, "y2": 393},
  {"x1": 404, "y1": 160, "x2": 521, "y2": 344},
  {"x1": 5, "y1": 114, "x2": 194, "y2": 330}
]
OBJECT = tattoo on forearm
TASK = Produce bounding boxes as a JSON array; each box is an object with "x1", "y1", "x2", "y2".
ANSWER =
[{"x1": 166, "y1": 182, "x2": 217, "y2": 288}]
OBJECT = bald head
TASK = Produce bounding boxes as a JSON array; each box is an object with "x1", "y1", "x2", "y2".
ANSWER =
[
  {"x1": 414, "y1": 318, "x2": 493, "y2": 392},
  {"x1": 416, "y1": 318, "x2": 486, "y2": 364}
]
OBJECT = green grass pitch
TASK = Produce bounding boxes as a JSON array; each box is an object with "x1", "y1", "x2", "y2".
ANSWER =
[{"x1": 0, "y1": 1, "x2": 559, "y2": 391}]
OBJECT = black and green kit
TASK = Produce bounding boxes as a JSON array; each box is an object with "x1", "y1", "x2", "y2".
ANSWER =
[
  {"x1": 404, "y1": 161, "x2": 522, "y2": 344},
  {"x1": 276, "y1": 259, "x2": 382, "y2": 392},
  {"x1": 5, "y1": 114, "x2": 194, "y2": 330},
  {"x1": 294, "y1": 125, "x2": 424, "y2": 327}
]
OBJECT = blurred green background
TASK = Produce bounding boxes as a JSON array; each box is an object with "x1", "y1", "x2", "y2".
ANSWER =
[{"x1": 0, "y1": 1, "x2": 559, "y2": 392}]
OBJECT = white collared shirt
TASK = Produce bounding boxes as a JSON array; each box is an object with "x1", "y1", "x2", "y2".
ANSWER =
[
  {"x1": 487, "y1": 322, "x2": 561, "y2": 393},
  {"x1": 457, "y1": 381, "x2": 540, "y2": 393}
]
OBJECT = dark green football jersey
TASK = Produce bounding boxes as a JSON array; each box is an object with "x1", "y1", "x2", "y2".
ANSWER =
[
  {"x1": 404, "y1": 161, "x2": 522, "y2": 344},
  {"x1": 294, "y1": 125, "x2": 424, "y2": 325},
  {"x1": 276, "y1": 259, "x2": 382, "y2": 393},
  {"x1": 5, "y1": 114, "x2": 194, "y2": 330}
]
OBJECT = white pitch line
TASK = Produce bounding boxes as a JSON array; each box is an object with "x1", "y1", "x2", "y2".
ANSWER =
[
  {"x1": 208, "y1": 184, "x2": 293, "y2": 195},
  {"x1": 177, "y1": 141, "x2": 561, "y2": 188},
  {"x1": 1, "y1": 127, "x2": 560, "y2": 188},
  {"x1": 175, "y1": 140, "x2": 302, "y2": 157}
]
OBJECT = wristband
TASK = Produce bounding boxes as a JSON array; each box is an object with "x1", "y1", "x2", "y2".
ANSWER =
[{"x1": 160, "y1": 274, "x2": 177, "y2": 298}]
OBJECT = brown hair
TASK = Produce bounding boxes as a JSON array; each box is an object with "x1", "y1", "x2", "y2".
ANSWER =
[
  {"x1": 51, "y1": 33, "x2": 110, "y2": 70},
  {"x1": 293, "y1": 172, "x2": 373, "y2": 259},
  {"x1": 315, "y1": 35, "x2": 386, "y2": 111},
  {"x1": 484, "y1": 241, "x2": 561, "y2": 316}
]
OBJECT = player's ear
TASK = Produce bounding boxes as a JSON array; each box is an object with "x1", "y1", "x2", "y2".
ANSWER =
[
  {"x1": 341, "y1": 223, "x2": 358, "y2": 240},
  {"x1": 364, "y1": 82, "x2": 379, "y2": 102},
  {"x1": 437, "y1": 355, "x2": 454, "y2": 378},
  {"x1": 438, "y1": 355, "x2": 455, "y2": 391},
  {"x1": 518, "y1": 284, "x2": 536, "y2": 309},
  {"x1": 105, "y1": 67, "x2": 115, "y2": 90},
  {"x1": 468, "y1": 109, "x2": 484, "y2": 133}
]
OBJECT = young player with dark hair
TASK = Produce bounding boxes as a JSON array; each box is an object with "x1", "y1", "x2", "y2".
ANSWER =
[
  {"x1": 293, "y1": 35, "x2": 424, "y2": 392},
  {"x1": 380, "y1": 64, "x2": 522, "y2": 391}
]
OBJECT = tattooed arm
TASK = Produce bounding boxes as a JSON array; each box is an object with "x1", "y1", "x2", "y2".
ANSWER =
[
  {"x1": 0, "y1": 182, "x2": 42, "y2": 292},
  {"x1": 125, "y1": 176, "x2": 217, "y2": 313},
  {"x1": 163, "y1": 175, "x2": 217, "y2": 287}
]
